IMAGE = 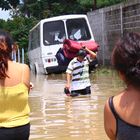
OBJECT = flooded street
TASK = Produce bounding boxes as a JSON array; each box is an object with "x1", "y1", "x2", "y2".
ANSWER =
[{"x1": 29, "y1": 69, "x2": 124, "y2": 140}]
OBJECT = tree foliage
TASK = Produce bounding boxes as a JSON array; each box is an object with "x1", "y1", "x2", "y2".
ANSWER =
[
  {"x1": 0, "y1": 17, "x2": 38, "y2": 51},
  {"x1": 0, "y1": 0, "x2": 128, "y2": 19},
  {"x1": 0, "y1": 0, "x2": 20, "y2": 10},
  {"x1": 19, "y1": 0, "x2": 83, "y2": 19},
  {"x1": 22, "y1": 0, "x2": 128, "y2": 18}
]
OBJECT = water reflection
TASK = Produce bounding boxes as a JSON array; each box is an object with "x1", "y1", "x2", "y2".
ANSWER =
[{"x1": 29, "y1": 69, "x2": 124, "y2": 140}]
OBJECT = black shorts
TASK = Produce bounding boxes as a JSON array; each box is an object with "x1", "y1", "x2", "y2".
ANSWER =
[
  {"x1": 71, "y1": 86, "x2": 91, "y2": 97},
  {"x1": 0, "y1": 123, "x2": 30, "y2": 140}
]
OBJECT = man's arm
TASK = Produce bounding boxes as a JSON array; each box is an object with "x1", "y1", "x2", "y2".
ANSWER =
[
  {"x1": 84, "y1": 46, "x2": 97, "y2": 59},
  {"x1": 65, "y1": 73, "x2": 72, "y2": 89}
]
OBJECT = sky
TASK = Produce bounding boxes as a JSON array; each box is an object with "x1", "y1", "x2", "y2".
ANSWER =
[{"x1": 0, "y1": 8, "x2": 11, "y2": 20}]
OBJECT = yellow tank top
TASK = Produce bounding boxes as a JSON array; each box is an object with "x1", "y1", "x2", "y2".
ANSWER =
[{"x1": 0, "y1": 83, "x2": 30, "y2": 128}]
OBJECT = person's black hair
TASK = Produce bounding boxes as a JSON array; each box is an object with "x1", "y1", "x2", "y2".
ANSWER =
[
  {"x1": 77, "y1": 49, "x2": 87, "y2": 58},
  {"x1": 112, "y1": 32, "x2": 140, "y2": 87}
]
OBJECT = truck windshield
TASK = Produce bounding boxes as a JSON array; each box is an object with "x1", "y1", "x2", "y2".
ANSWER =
[
  {"x1": 66, "y1": 18, "x2": 91, "y2": 41},
  {"x1": 43, "y1": 20, "x2": 65, "y2": 46}
]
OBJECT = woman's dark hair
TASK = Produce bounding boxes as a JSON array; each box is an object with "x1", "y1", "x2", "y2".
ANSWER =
[
  {"x1": 112, "y1": 32, "x2": 140, "y2": 87},
  {"x1": 0, "y1": 29, "x2": 14, "y2": 79}
]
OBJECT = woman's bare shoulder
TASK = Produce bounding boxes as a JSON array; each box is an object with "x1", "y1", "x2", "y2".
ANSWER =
[
  {"x1": 13, "y1": 63, "x2": 29, "y2": 73},
  {"x1": 13, "y1": 63, "x2": 30, "y2": 83},
  {"x1": 16, "y1": 62, "x2": 29, "y2": 68},
  {"x1": 104, "y1": 98, "x2": 117, "y2": 140}
]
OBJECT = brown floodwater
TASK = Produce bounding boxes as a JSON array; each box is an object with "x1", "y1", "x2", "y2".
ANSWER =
[{"x1": 29, "y1": 69, "x2": 124, "y2": 140}]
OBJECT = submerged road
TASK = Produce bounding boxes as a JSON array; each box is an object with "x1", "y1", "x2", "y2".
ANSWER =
[{"x1": 29, "y1": 70, "x2": 123, "y2": 140}]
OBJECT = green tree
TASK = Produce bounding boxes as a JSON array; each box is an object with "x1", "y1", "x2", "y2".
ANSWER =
[
  {"x1": 0, "y1": 19, "x2": 7, "y2": 29},
  {"x1": 0, "y1": 0, "x2": 129, "y2": 20},
  {"x1": 0, "y1": 0, "x2": 20, "y2": 10},
  {"x1": 0, "y1": 17, "x2": 37, "y2": 51}
]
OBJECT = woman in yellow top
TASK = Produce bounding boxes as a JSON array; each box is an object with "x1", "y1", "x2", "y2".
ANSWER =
[{"x1": 0, "y1": 29, "x2": 30, "y2": 140}]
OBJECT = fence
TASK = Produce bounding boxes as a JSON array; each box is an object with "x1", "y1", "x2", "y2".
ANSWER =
[
  {"x1": 87, "y1": 0, "x2": 140, "y2": 65},
  {"x1": 12, "y1": 48, "x2": 25, "y2": 63}
]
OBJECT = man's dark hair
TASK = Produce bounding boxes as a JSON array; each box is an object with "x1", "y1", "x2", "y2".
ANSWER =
[{"x1": 77, "y1": 49, "x2": 87, "y2": 58}]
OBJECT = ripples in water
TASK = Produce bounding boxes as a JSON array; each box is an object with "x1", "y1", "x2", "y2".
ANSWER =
[{"x1": 29, "y1": 70, "x2": 123, "y2": 140}]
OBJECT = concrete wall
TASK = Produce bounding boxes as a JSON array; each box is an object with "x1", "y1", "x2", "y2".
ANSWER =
[{"x1": 87, "y1": 0, "x2": 140, "y2": 65}]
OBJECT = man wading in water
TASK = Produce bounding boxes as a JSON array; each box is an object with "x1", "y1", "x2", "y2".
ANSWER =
[{"x1": 65, "y1": 46, "x2": 96, "y2": 97}]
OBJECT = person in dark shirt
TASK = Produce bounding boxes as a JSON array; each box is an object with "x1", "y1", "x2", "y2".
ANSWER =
[{"x1": 104, "y1": 32, "x2": 140, "y2": 140}]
